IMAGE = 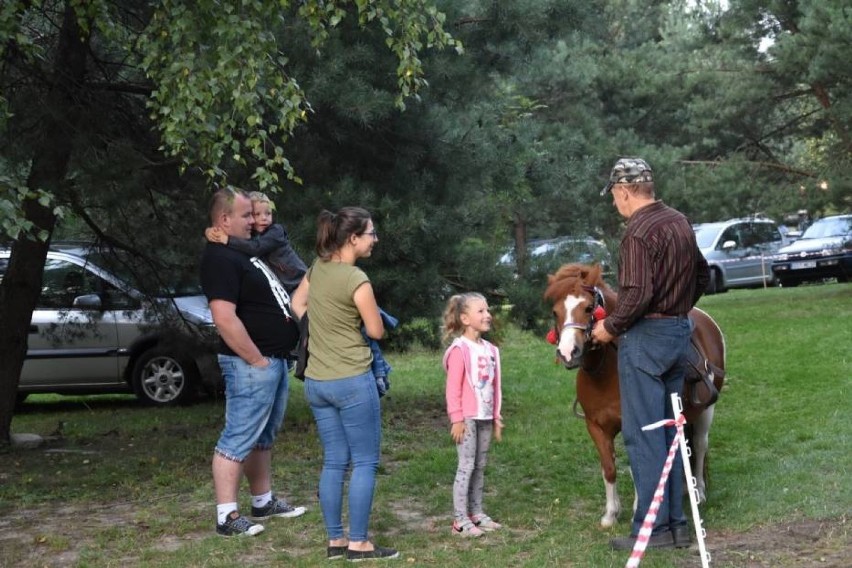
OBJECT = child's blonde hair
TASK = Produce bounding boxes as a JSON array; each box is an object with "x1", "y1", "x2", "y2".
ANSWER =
[
  {"x1": 248, "y1": 191, "x2": 276, "y2": 212},
  {"x1": 442, "y1": 292, "x2": 487, "y2": 343}
]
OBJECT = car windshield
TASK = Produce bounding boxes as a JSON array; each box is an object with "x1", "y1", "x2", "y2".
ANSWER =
[
  {"x1": 800, "y1": 217, "x2": 852, "y2": 239},
  {"x1": 61, "y1": 246, "x2": 203, "y2": 297},
  {"x1": 535, "y1": 238, "x2": 608, "y2": 263},
  {"x1": 693, "y1": 223, "x2": 724, "y2": 249},
  {"x1": 499, "y1": 236, "x2": 610, "y2": 267}
]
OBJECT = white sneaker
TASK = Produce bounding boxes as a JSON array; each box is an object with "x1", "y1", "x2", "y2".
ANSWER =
[
  {"x1": 470, "y1": 513, "x2": 502, "y2": 531},
  {"x1": 452, "y1": 519, "x2": 484, "y2": 537}
]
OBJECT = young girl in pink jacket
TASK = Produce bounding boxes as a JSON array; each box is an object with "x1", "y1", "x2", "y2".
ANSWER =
[{"x1": 442, "y1": 292, "x2": 504, "y2": 537}]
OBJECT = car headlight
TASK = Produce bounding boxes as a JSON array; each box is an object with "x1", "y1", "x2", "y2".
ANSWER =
[{"x1": 777, "y1": 253, "x2": 789, "y2": 261}]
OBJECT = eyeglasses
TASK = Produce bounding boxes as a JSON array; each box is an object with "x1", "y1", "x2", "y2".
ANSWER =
[{"x1": 363, "y1": 231, "x2": 378, "y2": 240}]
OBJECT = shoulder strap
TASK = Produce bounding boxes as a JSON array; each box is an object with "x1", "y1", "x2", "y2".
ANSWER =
[{"x1": 250, "y1": 257, "x2": 292, "y2": 320}]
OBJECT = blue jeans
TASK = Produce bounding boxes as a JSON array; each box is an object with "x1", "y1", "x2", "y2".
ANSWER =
[
  {"x1": 618, "y1": 317, "x2": 692, "y2": 536},
  {"x1": 215, "y1": 355, "x2": 289, "y2": 462},
  {"x1": 305, "y1": 370, "x2": 382, "y2": 541}
]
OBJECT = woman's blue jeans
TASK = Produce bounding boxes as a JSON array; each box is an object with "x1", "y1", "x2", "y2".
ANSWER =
[
  {"x1": 305, "y1": 370, "x2": 381, "y2": 542},
  {"x1": 618, "y1": 317, "x2": 692, "y2": 536}
]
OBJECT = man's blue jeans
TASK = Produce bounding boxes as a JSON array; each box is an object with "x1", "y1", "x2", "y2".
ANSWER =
[
  {"x1": 215, "y1": 355, "x2": 289, "y2": 461},
  {"x1": 618, "y1": 317, "x2": 692, "y2": 536},
  {"x1": 305, "y1": 370, "x2": 381, "y2": 542}
]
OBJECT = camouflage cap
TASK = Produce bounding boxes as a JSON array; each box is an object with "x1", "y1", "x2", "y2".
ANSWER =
[{"x1": 600, "y1": 157, "x2": 654, "y2": 196}]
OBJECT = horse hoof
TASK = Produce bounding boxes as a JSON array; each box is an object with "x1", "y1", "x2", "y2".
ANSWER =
[{"x1": 600, "y1": 515, "x2": 617, "y2": 529}]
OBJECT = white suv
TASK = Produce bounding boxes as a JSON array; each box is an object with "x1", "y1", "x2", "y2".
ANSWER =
[
  {"x1": 0, "y1": 244, "x2": 220, "y2": 405},
  {"x1": 693, "y1": 217, "x2": 792, "y2": 294}
]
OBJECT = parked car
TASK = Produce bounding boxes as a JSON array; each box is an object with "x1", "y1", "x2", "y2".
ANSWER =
[
  {"x1": 770, "y1": 214, "x2": 852, "y2": 287},
  {"x1": 0, "y1": 243, "x2": 220, "y2": 405},
  {"x1": 500, "y1": 236, "x2": 613, "y2": 276},
  {"x1": 693, "y1": 216, "x2": 792, "y2": 294}
]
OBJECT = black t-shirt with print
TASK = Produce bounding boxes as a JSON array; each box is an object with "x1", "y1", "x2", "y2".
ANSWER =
[{"x1": 200, "y1": 243, "x2": 298, "y2": 357}]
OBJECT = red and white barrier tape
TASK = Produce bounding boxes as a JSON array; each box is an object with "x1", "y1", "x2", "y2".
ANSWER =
[
  {"x1": 624, "y1": 394, "x2": 711, "y2": 568},
  {"x1": 624, "y1": 415, "x2": 685, "y2": 568}
]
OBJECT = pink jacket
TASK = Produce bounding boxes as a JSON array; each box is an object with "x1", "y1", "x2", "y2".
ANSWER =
[{"x1": 443, "y1": 337, "x2": 502, "y2": 424}]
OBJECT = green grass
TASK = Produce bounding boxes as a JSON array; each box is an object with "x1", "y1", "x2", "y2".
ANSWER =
[{"x1": 2, "y1": 283, "x2": 850, "y2": 567}]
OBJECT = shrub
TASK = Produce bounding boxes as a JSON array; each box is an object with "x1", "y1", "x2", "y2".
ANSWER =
[{"x1": 388, "y1": 316, "x2": 441, "y2": 351}]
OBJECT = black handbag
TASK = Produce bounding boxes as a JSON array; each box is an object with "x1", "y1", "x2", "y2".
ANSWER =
[{"x1": 294, "y1": 313, "x2": 309, "y2": 381}]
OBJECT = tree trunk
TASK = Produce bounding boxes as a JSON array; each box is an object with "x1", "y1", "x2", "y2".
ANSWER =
[
  {"x1": 512, "y1": 214, "x2": 528, "y2": 273},
  {"x1": 811, "y1": 82, "x2": 851, "y2": 157},
  {"x1": 0, "y1": 6, "x2": 89, "y2": 444}
]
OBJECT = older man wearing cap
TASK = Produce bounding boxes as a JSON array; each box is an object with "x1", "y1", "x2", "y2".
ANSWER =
[{"x1": 591, "y1": 157, "x2": 709, "y2": 550}]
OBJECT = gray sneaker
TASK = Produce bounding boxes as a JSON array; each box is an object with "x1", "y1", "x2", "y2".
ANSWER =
[
  {"x1": 251, "y1": 496, "x2": 307, "y2": 519},
  {"x1": 216, "y1": 511, "x2": 264, "y2": 536}
]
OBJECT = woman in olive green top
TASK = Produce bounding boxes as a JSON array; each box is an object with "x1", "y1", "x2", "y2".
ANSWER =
[{"x1": 292, "y1": 207, "x2": 398, "y2": 562}]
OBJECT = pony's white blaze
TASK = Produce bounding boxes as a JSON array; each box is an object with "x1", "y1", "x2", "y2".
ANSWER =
[{"x1": 557, "y1": 294, "x2": 586, "y2": 361}]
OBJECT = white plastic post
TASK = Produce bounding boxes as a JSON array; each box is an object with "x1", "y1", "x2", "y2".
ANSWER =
[{"x1": 671, "y1": 393, "x2": 711, "y2": 568}]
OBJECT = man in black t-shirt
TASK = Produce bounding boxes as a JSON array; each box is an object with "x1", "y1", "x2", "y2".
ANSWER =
[{"x1": 200, "y1": 187, "x2": 305, "y2": 537}]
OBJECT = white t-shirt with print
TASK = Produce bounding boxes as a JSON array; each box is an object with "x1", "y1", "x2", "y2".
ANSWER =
[{"x1": 461, "y1": 336, "x2": 496, "y2": 420}]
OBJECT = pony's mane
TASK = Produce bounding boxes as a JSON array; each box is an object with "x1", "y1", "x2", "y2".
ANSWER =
[{"x1": 543, "y1": 263, "x2": 606, "y2": 302}]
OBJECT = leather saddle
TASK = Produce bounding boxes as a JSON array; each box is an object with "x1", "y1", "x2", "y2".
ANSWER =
[{"x1": 684, "y1": 340, "x2": 724, "y2": 410}]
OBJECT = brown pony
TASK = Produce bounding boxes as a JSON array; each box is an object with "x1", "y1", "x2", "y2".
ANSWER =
[{"x1": 543, "y1": 263, "x2": 725, "y2": 528}]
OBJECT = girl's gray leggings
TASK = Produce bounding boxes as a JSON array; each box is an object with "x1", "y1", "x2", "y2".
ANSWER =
[{"x1": 453, "y1": 418, "x2": 493, "y2": 520}]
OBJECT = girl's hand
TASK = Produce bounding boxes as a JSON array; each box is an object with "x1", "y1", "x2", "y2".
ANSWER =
[
  {"x1": 450, "y1": 422, "x2": 466, "y2": 444},
  {"x1": 494, "y1": 419, "x2": 504, "y2": 442},
  {"x1": 205, "y1": 227, "x2": 228, "y2": 244}
]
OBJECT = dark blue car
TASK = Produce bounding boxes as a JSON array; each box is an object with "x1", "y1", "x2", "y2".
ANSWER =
[{"x1": 771, "y1": 214, "x2": 852, "y2": 287}]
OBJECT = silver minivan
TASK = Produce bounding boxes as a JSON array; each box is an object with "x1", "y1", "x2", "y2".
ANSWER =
[
  {"x1": 694, "y1": 217, "x2": 792, "y2": 294},
  {"x1": 0, "y1": 244, "x2": 220, "y2": 405}
]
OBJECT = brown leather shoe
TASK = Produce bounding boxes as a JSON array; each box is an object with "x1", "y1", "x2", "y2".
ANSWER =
[
  {"x1": 672, "y1": 525, "x2": 693, "y2": 548},
  {"x1": 610, "y1": 530, "x2": 674, "y2": 550}
]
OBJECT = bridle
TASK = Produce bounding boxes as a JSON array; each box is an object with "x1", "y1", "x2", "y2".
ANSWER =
[
  {"x1": 557, "y1": 284, "x2": 611, "y2": 377},
  {"x1": 548, "y1": 283, "x2": 612, "y2": 382},
  {"x1": 554, "y1": 285, "x2": 606, "y2": 351}
]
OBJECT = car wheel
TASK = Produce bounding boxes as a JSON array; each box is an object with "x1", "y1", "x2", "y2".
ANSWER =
[
  {"x1": 706, "y1": 268, "x2": 724, "y2": 294},
  {"x1": 131, "y1": 347, "x2": 197, "y2": 405}
]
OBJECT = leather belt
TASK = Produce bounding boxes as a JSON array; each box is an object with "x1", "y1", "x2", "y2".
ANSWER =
[{"x1": 644, "y1": 313, "x2": 684, "y2": 319}]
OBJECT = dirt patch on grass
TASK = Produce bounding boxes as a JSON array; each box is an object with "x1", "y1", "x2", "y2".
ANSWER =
[
  {"x1": 677, "y1": 516, "x2": 850, "y2": 568},
  {"x1": 1, "y1": 503, "x2": 848, "y2": 567}
]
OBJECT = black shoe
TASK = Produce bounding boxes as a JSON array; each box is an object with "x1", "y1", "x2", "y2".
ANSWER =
[
  {"x1": 327, "y1": 546, "x2": 347, "y2": 560},
  {"x1": 346, "y1": 545, "x2": 400, "y2": 562},
  {"x1": 610, "y1": 530, "x2": 674, "y2": 550},
  {"x1": 216, "y1": 511, "x2": 264, "y2": 537},
  {"x1": 251, "y1": 496, "x2": 307, "y2": 519},
  {"x1": 672, "y1": 525, "x2": 693, "y2": 548}
]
